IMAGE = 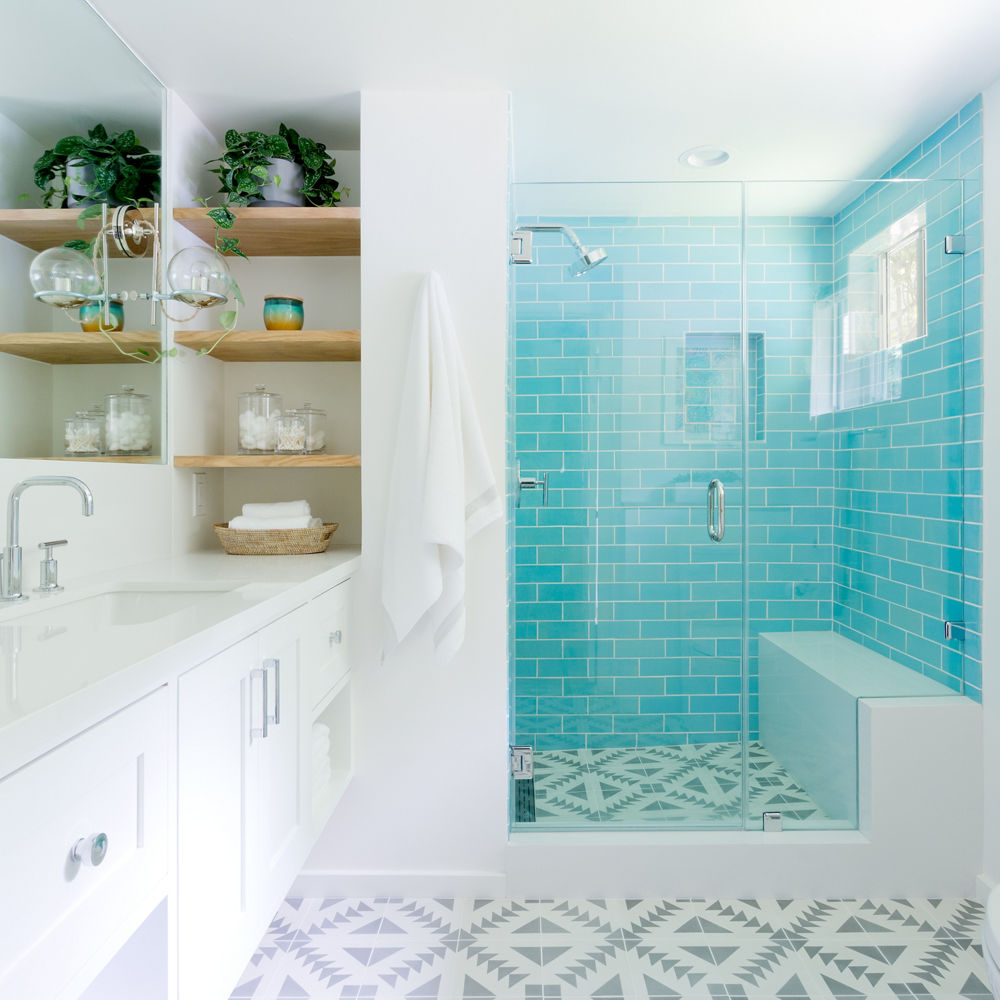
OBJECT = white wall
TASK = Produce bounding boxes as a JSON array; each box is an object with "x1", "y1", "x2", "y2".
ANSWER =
[
  {"x1": 980, "y1": 76, "x2": 1000, "y2": 893},
  {"x1": 301, "y1": 91, "x2": 511, "y2": 891}
]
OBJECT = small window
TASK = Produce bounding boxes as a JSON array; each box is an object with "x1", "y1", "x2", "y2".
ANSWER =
[{"x1": 879, "y1": 226, "x2": 925, "y2": 349}]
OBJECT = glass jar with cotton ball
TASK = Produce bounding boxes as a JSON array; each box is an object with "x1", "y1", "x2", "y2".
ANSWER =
[
  {"x1": 238, "y1": 385, "x2": 282, "y2": 454},
  {"x1": 105, "y1": 385, "x2": 152, "y2": 456}
]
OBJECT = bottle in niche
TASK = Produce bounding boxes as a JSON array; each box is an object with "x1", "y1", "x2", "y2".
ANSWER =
[
  {"x1": 105, "y1": 385, "x2": 152, "y2": 456},
  {"x1": 238, "y1": 384, "x2": 282, "y2": 454}
]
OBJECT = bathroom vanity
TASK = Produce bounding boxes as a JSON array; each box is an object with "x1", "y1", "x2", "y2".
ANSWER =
[{"x1": 0, "y1": 547, "x2": 359, "y2": 1000}]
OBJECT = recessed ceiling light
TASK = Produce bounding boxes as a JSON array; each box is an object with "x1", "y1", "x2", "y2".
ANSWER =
[{"x1": 679, "y1": 146, "x2": 731, "y2": 168}]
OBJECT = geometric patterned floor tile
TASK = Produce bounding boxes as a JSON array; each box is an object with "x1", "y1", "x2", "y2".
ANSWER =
[
  {"x1": 523, "y1": 742, "x2": 830, "y2": 828},
  {"x1": 229, "y1": 898, "x2": 988, "y2": 1000}
]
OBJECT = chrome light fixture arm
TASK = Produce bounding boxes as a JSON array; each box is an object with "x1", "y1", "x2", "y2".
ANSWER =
[{"x1": 29, "y1": 203, "x2": 232, "y2": 348}]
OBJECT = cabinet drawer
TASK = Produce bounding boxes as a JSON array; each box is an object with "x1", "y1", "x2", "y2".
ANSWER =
[
  {"x1": 306, "y1": 579, "x2": 352, "y2": 709},
  {"x1": 0, "y1": 687, "x2": 170, "y2": 999}
]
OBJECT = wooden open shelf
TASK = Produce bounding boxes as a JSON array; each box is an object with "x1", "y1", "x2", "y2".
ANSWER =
[
  {"x1": 0, "y1": 330, "x2": 162, "y2": 364},
  {"x1": 173, "y1": 206, "x2": 360, "y2": 257},
  {"x1": 174, "y1": 454, "x2": 360, "y2": 469},
  {"x1": 0, "y1": 207, "x2": 158, "y2": 256},
  {"x1": 173, "y1": 329, "x2": 360, "y2": 362}
]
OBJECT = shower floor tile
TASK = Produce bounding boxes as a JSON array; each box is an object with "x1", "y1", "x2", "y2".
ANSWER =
[
  {"x1": 229, "y1": 897, "x2": 989, "y2": 1000},
  {"x1": 525, "y1": 742, "x2": 829, "y2": 826}
]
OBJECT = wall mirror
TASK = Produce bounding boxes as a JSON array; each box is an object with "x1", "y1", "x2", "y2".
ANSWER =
[{"x1": 0, "y1": 0, "x2": 166, "y2": 463}]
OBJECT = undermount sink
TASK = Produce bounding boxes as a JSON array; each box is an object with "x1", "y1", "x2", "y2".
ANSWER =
[{"x1": 5, "y1": 584, "x2": 242, "y2": 629}]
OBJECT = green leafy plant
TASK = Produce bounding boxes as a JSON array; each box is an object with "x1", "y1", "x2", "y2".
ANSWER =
[
  {"x1": 32, "y1": 124, "x2": 160, "y2": 208},
  {"x1": 206, "y1": 123, "x2": 345, "y2": 208}
]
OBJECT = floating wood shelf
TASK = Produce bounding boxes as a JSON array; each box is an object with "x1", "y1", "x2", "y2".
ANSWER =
[
  {"x1": 173, "y1": 329, "x2": 360, "y2": 362},
  {"x1": 174, "y1": 454, "x2": 360, "y2": 469},
  {"x1": 0, "y1": 207, "x2": 158, "y2": 256},
  {"x1": 172, "y1": 206, "x2": 360, "y2": 257},
  {"x1": 0, "y1": 330, "x2": 163, "y2": 364}
]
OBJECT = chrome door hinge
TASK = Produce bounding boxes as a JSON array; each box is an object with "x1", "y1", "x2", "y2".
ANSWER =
[
  {"x1": 510, "y1": 745, "x2": 533, "y2": 779},
  {"x1": 944, "y1": 235, "x2": 966, "y2": 255},
  {"x1": 763, "y1": 811, "x2": 783, "y2": 832}
]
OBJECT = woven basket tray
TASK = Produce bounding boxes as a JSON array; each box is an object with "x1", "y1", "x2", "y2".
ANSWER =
[{"x1": 213, "y1": 521, "x2": 339, "y2": 555}]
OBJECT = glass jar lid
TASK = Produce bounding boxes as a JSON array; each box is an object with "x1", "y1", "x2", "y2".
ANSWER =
[
  {"x1": 106, "y1": 384, "x2": 149, "y2": 401},
  {"x1": 299, "y1": 401, "x2": 326, "y2": 417},
  {"x1": 239, "y1": 383, "x2": 281, "y2": 399}
]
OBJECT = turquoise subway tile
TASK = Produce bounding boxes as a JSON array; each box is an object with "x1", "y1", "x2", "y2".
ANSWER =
[
  {"x1": 613, "y1": 714, "x2": 665, "y2": 733},
  {"x1": 616, "y1": 677, "x2": 666, "y2": 695},
  {"x1": 562, "y1": 714, "x2": 613, "y2": 734},
  {"x1": 639, "y1": 696, "x2": 690, "y2": 714}
]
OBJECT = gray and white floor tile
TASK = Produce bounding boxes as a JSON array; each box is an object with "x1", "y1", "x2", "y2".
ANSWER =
[
  {"x1": 230, "y1": 897, "x2": 989, "y2": 999},
  {"x1": 526, "y1": 743, "x2": 828, "y2": 826}
]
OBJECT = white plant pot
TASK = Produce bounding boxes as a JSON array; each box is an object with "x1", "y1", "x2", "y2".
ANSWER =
[
  {"x1": 255, "y1": 158, "x2": 304, "y2": 207},
  {"x1": 65, "y1": 159, "x2": 98, "y2": 206}
]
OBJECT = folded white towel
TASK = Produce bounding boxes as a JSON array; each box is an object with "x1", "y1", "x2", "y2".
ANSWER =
[
  {"x1": 312, "y1": 723, "x2": 331, "y2": 740},
  {"x1": 242, "y1": 500, "x2": 312, "y2": 519},
  {"x1": 381, "y1": 272, "x2": 502, "y2": 667},
  {"x1": 227, "y1": 515, "x2": 322, "y2": 530}
]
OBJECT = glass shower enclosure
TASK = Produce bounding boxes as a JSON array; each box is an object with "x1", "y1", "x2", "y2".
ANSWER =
[{"x1": 507, "y1": 177, "x2": 975, "y2": 832}]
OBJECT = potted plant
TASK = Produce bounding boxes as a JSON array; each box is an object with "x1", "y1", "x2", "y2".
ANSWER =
[
  {"x1": 206, "y1": 123, "x2": 345, "y2": 208},
  {"x1": 202, "y1": 123, "x2": 347, "y2": 260},
  {"x1": 32, "y1": 124, "x2": 160, "y2": 208}
]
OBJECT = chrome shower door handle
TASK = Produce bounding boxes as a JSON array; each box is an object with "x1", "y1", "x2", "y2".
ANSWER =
[{"x1": 707, "y1": 479, "x2": 725, "y2": 542}]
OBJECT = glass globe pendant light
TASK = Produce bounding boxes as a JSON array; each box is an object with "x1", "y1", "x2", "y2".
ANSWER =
[
  {"x1": 29, "y1": 246, "x2": 102, "y2": 307},
  {"x1": 166, "y1": 245, "x2": 231, "y2": 307}
]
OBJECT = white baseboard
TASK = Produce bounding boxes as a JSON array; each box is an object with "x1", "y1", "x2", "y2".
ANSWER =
[{"x1": 292, "y1": 870, "x2": 508, "y2": 898}]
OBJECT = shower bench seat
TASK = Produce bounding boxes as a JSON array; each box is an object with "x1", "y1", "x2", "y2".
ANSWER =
[{"x1": 758, "y1": 630, "x2": 960, "y2": 826}]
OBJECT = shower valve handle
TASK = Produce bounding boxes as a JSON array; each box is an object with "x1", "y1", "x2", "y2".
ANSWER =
[{"x1": 518, "y1": 473, "x2": 549, "y2": 507}]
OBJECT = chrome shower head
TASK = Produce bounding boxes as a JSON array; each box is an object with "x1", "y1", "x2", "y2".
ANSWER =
[
  {"x1": 511, "y1": 223, "x2": 608, "y2": 278},
  {"x1": 569, "y1": 245, "x2": 608, "y2": 277}
]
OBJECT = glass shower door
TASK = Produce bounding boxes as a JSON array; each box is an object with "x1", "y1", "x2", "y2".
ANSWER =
[{"x1": 510, "y1": 181, "x2": 749, "y2": 829}]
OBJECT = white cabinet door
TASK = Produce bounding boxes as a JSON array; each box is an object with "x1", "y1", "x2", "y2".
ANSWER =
[
  {"x1": 176, "y1": 635, "x2": 259, "y2": 1000},
  {"x1": 0, "y1": 688, "x2": 169, "y2": 1000},
  {"x1": 248, "y1": 605, "x2": 309, "y2": 927},
  {"x1": 177, "y1": 609, "x2": 311, "y2": 1000}
]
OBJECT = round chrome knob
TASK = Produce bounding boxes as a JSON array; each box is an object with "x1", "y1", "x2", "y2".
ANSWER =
[
  {"x1": 71, "y1": 832, "x2": 108, "y2": 867},
  {"x1": 329, "y1": 630, "x2": 343, "y2": 646}
]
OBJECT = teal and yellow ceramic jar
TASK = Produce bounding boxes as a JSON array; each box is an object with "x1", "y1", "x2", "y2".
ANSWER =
[
  {"x1": 79, "y1": 298, "x2": 124, "y2": 332},
  {"x1": 263, "y1": 295, "x2": 304, "y2": 331}
]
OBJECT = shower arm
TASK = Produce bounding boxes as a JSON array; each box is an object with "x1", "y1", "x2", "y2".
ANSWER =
[{"x1": 513, "y1": 223, "x2": 587, "y2": 255}]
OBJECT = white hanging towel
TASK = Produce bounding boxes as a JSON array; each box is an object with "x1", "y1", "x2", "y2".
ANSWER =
[{"x1": 381, "y1": 271, "x2": 502, "y2": 665}]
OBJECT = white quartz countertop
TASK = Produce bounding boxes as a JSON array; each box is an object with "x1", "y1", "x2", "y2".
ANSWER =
[{"x1": 0, "y1": 546, "x2": 361, "y2": 775}]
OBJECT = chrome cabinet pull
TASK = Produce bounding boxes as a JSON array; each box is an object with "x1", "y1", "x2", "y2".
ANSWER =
[
  {"x1": 329, "y1": 629, "x2": 343, "y2": 647},
  {"x1": 251, "y1": 667, "x2": 268, "y2": 740},
  {"x1": 707, "y1": 479, "x2": 725, "y2": 542},
  {"x1": 264, "y1": 657, "x2": 280, "y2": 726}
]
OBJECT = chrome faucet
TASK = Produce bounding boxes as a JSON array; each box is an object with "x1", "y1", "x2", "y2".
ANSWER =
[{"x1": 1, "y1": 477, "x2": 94, "y2": 603}]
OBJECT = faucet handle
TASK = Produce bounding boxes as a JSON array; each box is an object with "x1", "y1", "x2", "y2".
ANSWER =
[{"x1": 34, "y1": 540, "x2": 67, "y2": 594}]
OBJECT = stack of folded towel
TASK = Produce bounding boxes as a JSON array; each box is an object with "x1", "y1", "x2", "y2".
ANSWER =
[
  {"x1": 311, "y1": 722, "x2": 333, "y2": 813},
  {"x1": 227, "y1": 500, "x2": 322, "y2": 530}
]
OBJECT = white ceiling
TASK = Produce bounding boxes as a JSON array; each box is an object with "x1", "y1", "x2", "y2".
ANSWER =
[{"x1": 91, "y1": 0, "x2": 1000, "y2": 198}]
